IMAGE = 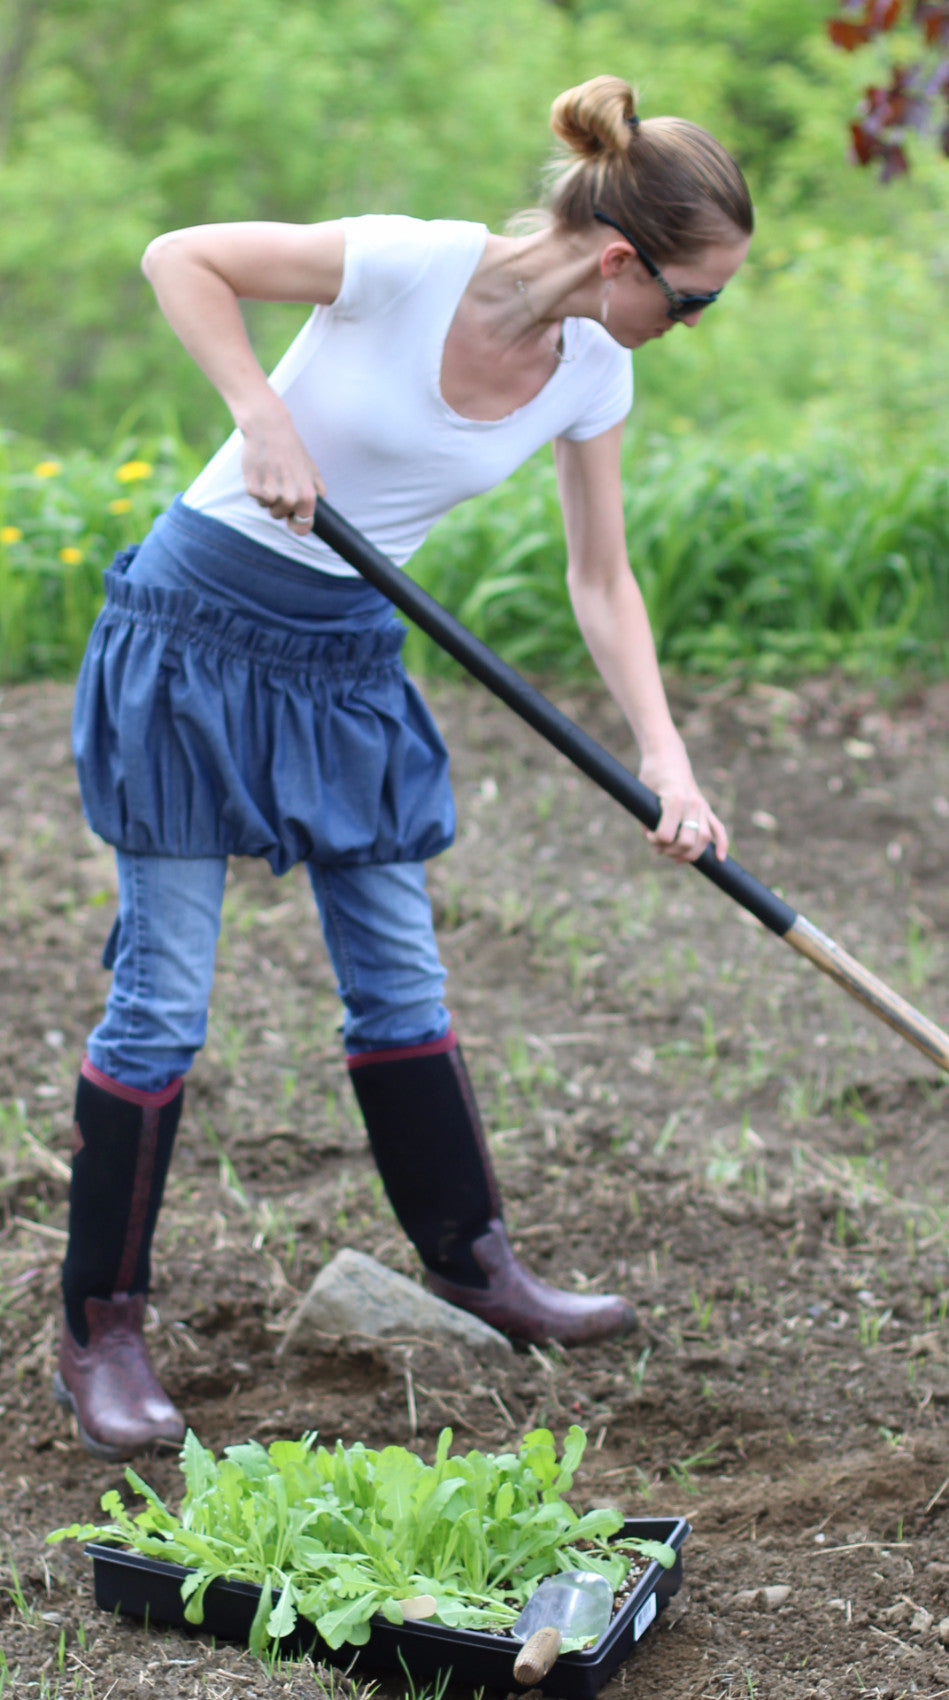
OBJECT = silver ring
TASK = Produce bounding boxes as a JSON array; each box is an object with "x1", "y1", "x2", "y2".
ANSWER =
[
  {"x1": 680, "y1": 819, "x2": 701, "y2": 832},
  {"x1": 291, "y1": 512, "x2": 314, "y2": 523}
]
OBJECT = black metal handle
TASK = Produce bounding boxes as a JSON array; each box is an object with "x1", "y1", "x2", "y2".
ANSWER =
[{"x1": 311, "y1": 500, "x2": 797, "y2": 937}]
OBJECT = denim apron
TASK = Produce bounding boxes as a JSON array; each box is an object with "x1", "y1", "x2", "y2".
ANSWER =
[{"x1": 72, "y1": 497, "x2": 455, "y2": 874}]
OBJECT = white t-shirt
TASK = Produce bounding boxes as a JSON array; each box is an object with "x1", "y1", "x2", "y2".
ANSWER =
[{"x1": 183, "y1": 214, "x2": 633, "y2": 577}]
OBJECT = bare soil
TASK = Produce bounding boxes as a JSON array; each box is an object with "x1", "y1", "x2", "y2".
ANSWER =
[{"x1": 4, "y1": 669, "x2": 949, "y2": 1700}]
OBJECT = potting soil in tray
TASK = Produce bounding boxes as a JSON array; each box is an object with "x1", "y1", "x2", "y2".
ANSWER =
[{"x1": 86, "y1": 1515, "x2": 690, "y2": 1699}]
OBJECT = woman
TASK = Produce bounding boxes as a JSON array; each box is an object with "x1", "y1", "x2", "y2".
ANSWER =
[{"x1": 57, "y1": 75, "x2": 753, "y2": 1459}]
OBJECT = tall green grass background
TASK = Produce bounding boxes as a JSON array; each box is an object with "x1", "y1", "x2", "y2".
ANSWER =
[{"x1": 4, "y1": 408, "x2": 949, "y2": 686}]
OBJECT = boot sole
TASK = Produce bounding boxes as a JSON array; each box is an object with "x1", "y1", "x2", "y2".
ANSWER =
[{"x1": 52, "y1": 1370, "x2": 182, "y2": 1463}]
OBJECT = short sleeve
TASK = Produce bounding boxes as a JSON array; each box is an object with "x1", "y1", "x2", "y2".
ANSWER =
[
  {"x1": 557, "y1": 324, "x2": 634, "y2": 442},
  {"x1": 332, "y1": 215, "x2": 484, "y2": 322}
]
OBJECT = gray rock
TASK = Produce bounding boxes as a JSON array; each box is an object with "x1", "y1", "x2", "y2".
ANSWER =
[
  {"x1": 731, "y1": 1585, "x2": 791, "y2": 1612},
  {"x1": 279, "y1": 1247, "x2": 512, "y2": 1357},
  {"x1": 760, "y1": 1585, "x2": 791, "y2": 1611}
]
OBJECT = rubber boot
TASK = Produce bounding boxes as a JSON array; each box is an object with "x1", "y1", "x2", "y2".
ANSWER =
[
  {"x1": 348, "y1": 1032, "x2": 635, "y2": 1346},
  {"x1": 53, "y1": 1060, "x2": 186, "y2": 1460}
]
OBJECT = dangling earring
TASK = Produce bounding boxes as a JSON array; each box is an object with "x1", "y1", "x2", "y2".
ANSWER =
[{"x1": 601, "y1": 279, "x2": 613, "y2": 327}]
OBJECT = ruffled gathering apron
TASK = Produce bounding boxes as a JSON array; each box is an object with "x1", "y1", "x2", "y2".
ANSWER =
[{"x1": 72, "y1": 497, "x2": 455, "y2": 875}]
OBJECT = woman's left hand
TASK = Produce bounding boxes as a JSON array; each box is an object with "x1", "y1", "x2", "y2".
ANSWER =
[{"x1": 638, "y1": 745, "x2": 728, "y2": 865}]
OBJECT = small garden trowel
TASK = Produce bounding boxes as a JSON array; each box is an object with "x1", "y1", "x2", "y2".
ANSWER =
[{"x1": 511, "y1": 1570, "x2": 613, "y2": 1685}]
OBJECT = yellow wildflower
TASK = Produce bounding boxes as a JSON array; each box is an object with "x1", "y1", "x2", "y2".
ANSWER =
[
  {"x1": 34, "y1": 460, "x2": 62, "y2": 478},
  {"x1": 1, "y1": 525, "x2": 23, "y2": 544},
  {"x1": 59, "y1": 545, "x2": 84, "y2": 565},
  {"x1": 115, "y1": 460, "x2": 153, "y2": 483},
  {"x1": 109, "y1": 497, "x2": 133, "y2": 514}
]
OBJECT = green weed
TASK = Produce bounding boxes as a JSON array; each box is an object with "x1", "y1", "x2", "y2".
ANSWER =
[
  {"x1": 689, "y1": 1290, "x2": 716, "y2": 1333},
  {"x1": 653, "y1": 1113, "x2": 680, "y2": 1158},
  {"x1": 495, "y1": 890, "x2": 528, "y2": 935},
  {"x1": 201, "y1": 1117, "x2": 252, "y2": 1212},
  {"x1": 630, "y1": 1346, "x2": 652, "y2": 1391},
  {"x1": 1, "y1": 1554, "x2": 32, "y2": 1623},
  {"x1": 630, "y1": 1465, "x2": 660, "y2": 1502},
  {"x1": 206, "y1": 1015, "x2": 247, "y2": 1075},
  {"x1": 857, "y1": 1306, "x2": 892, "y2": 1347},
  {"x1": 502, "y1": 1033, "x2": 561, "y2": 1108},
  {"x1": 668, "y1": 1439, "x2": 722, "y2": 1493},
  {"x1": 835, "y1": 1206, "x2": 862, "y2": 1248},
  {"x1": 782, "y1": 1076, "x2": 825, "y2": 1127},
  {"x1": 699, "y1": 1007, "x2": 718, "y2": 1064},
  {"x1": 396, "y1": 1648, "x2": 452, "y2": 1700},
  {"x1": 704, "y1": 1119, "x2": 766, "y2": 1196}
]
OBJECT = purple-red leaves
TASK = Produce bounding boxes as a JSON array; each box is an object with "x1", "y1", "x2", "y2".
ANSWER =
[
  {"x1": 828, "y1": 0, "x2": 949, "y2": 174},
  {"x1": 829, "y1": 0, "x2": 905, "y2": 51}
]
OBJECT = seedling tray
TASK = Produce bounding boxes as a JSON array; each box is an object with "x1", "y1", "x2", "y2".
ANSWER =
[{"x1": 87, "y1": 1516, "x2": 689, "y2": 1698}]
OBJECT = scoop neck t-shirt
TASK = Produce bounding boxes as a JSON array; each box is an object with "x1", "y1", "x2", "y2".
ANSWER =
[{"x1": 183, "y1": 214, "x2": 634, "y2": 578}]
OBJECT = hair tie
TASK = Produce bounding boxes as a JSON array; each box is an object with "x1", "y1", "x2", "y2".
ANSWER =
[{"x1": 627, "y1": 112, "x2": 641, "y2": 131}]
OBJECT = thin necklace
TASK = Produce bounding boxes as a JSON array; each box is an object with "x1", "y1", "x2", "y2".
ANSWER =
[{"x1": 515, "y1": 278, "x2": 574, "y2": 363}]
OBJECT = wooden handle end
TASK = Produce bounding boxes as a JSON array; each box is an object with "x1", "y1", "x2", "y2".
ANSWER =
[{"x1": 514, "y1": 1626, "x2": 563, "y2": 1685}]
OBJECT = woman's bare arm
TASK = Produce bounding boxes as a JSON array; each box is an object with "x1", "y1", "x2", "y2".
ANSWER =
[
  {"x1": 554, "y1": 424, "x2": 727, "y2": 864},
  {"x1": 141, "y1": 221, "x2": 347, "y2": 526}
]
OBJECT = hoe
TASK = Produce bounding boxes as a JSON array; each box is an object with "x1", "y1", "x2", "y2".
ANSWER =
[{"x1": 312, "y1": 501, "x2": 949, "y2": 1074}]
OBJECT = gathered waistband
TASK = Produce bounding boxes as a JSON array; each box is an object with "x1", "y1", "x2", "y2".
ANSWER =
[
  {"x1": 126, "y1": 495, "x2": 400, "y2": 633},
  {"x1": 101, "y1": 557, "x2": 407, "y2": 679}
]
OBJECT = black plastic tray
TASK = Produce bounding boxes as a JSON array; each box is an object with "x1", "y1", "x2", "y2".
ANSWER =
[{"x1": 87, "y1": 1516, "x2": 689, "y2": 1698}]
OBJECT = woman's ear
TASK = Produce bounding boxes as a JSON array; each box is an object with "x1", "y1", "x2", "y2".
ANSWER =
[
  {"x1": 599, "y1": 239, "x2": 644, "y2": 284},
  {"x1": 599, "y1": 239, "x2": 628, "y2": 280}
]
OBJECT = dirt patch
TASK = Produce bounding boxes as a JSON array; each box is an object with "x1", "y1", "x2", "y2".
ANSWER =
[{"x1": 4, "y1": 670, "x2": 949, "y2": 1700}]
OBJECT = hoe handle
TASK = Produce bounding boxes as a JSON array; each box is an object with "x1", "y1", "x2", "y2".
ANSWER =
[
  {"x1": 311, "y1": 501, "x2": 949, "y2": 1072},
  {"x1": 784, "y1": 915, "x2": 949, "y2": 1068}
]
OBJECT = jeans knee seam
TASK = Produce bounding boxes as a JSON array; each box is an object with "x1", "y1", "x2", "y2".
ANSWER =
[
  {"x1": 130, "y1": 855, "x2": 147, "y2": 1044},
  {"x1": 311, "y1": 865, "x2": 363, "y2": 1014}
]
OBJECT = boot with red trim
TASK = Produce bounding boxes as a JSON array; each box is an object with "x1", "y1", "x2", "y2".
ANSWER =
[
  {"x1": 348, "y1": 1031, "x2": 635, "y2": 1346},
  {"x1": 53, "y1": 1061, "x2": 186, "y2": 1460}
]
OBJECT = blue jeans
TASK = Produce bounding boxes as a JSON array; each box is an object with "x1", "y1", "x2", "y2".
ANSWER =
[{"x1": 86, "y1": 851, "x2": 451, "y2": 1092}]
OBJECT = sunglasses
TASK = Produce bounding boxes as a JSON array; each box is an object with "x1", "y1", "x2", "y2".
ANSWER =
[{"x1": 593, "y1": 210, "x2": 722, "y2": 320}]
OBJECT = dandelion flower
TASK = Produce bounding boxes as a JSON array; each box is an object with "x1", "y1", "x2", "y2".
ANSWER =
[
  {"x1": 59, "y1": 545, "x2": 84, "y2": 565},
  {"x1": 1, "y1": 525, "x2": 23, "y2": 544},
  {"x1": 116, "y1": 460, "x2": 153, "y2": 483},
  {"x1": 34, "y1": 460, "x2": 62, "y2": 478},
  {"x1": 109, "y1": 497, "x2": 133, "y2": 514}
]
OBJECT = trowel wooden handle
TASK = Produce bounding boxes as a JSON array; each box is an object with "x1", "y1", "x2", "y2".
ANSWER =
[{"x1": 514, "y1": 1626, "x2": 563, "y2": 1685}]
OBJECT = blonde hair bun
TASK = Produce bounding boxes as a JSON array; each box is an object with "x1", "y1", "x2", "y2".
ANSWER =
[
  {"x1": 540, "y1": 71, "x2": 753, "y2": 261},
  {"x1": 550, "y1": 75, "x2": 637, "y2": 160}
]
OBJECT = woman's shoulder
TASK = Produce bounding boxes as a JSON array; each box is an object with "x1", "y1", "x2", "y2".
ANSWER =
[
  {"x1": 557, "y1": 318, "x2": 633, "y2": 440},
  {"x1": 334, "y1": 215, "x2": 486, "y2": 316}
]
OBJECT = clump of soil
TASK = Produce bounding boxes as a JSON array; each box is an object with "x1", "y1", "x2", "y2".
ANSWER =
[{"x1": 4, "y1": 671, "x2": 949, "y2": 1700}]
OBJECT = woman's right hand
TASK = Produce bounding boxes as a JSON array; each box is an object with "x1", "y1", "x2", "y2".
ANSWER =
[{"x1": 239, "y1": 396, "x2": 326, "y2": 535}]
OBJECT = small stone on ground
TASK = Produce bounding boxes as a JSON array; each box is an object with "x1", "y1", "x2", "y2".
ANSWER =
[{"x1": 280, "y1": 1247, "x2": 513, "y2": 1357}]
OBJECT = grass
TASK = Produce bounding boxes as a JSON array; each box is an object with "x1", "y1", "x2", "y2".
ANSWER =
[
  {"x1": 407, "y1": 433, "x2": 949, "y2": 683},
  {"x1": 3, "y1": 423, "x2": 949, "y2": 687},
  {"x1": 1, "y1": 1554, "x2": 33, "y2": 1622}
]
